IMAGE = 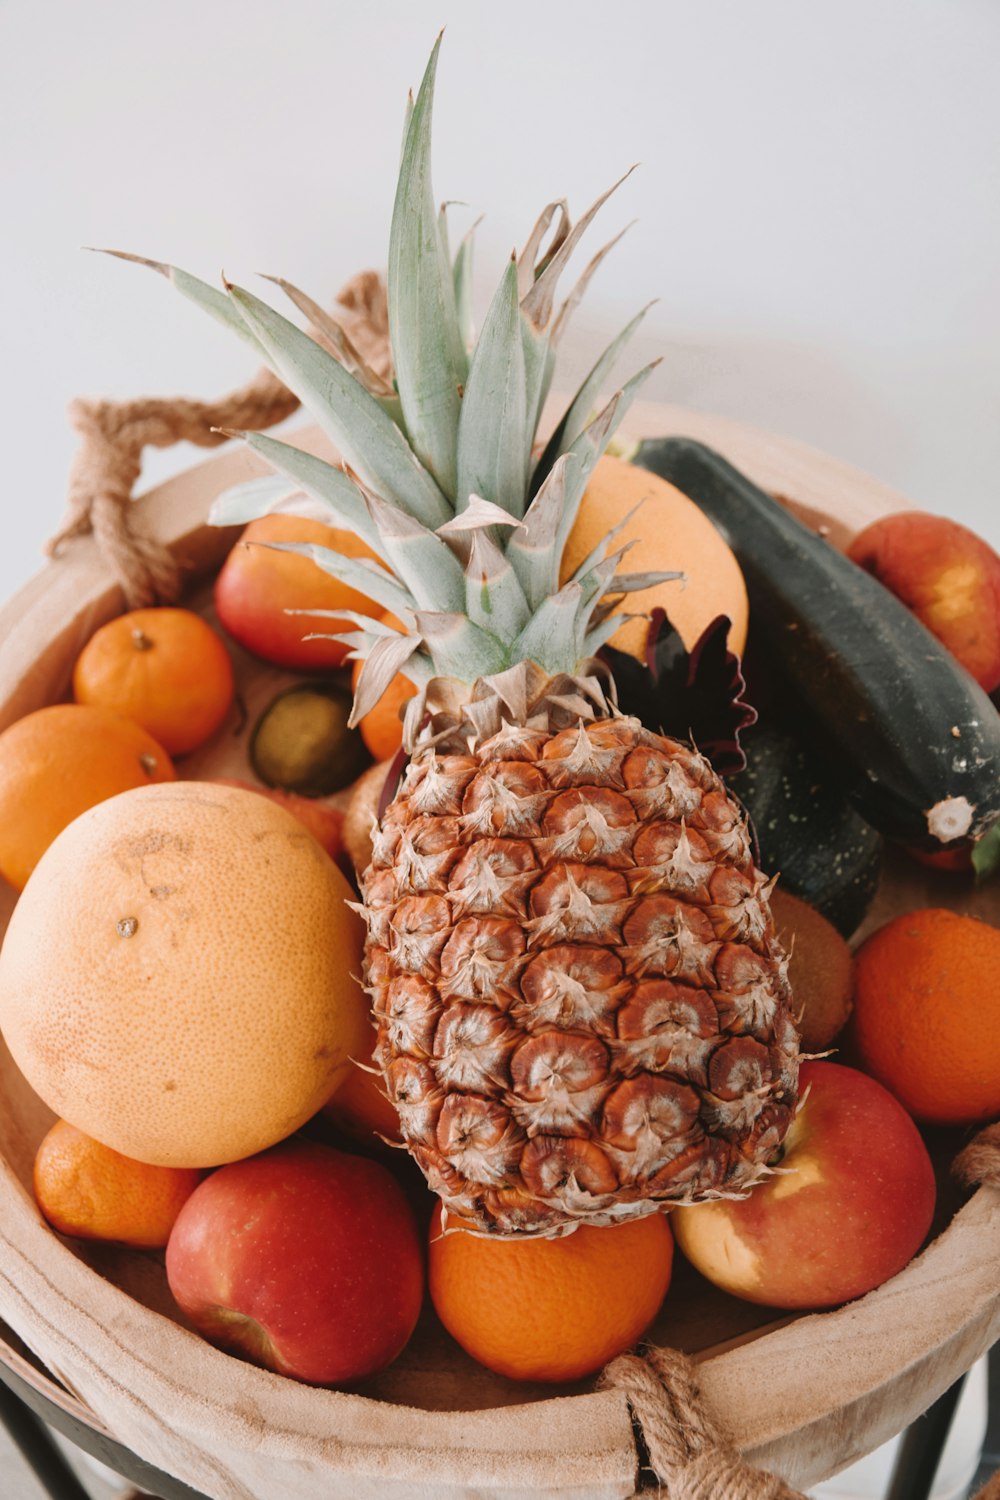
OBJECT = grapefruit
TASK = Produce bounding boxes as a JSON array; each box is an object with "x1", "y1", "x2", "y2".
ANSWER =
[{"x1": 0, "y1": 782, "x2": 370, "y2": 1167}]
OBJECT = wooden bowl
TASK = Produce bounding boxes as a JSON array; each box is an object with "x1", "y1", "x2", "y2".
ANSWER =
[{"x1": 0, "y1": 405, "x2": 997, "y2": 1500}]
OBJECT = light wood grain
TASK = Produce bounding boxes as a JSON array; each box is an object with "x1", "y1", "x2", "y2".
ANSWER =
[{"x1": 0, "y1": 409, "x2": 995, "y2": 1499}]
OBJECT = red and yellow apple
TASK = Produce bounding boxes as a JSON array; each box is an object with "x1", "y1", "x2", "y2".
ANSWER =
[
  {"x1": 671, "y1": 1061, "x2": 935, "y2": 1309},
  {"x1": 847, "y1": 511, "x2": 1000, "y2": 694},
  {"x1": 214, "y1": 514, "x2": 382, "y2": 672},
  {"x1": 165, "y1": 1140, "x2": 423, "y2": 1385}
]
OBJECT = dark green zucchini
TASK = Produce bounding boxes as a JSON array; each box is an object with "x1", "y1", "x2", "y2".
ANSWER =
[
  {"x1": 636, "y1": 438, "x2": 1000, "y2": 849},
  {"x1": 728, "y1": 724, "x2": 883, "y2": 936}
]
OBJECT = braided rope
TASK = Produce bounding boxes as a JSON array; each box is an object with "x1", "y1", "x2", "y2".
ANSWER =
[{"x1": 599, "y1": 1346, "x2": 804, "y2": 1498}]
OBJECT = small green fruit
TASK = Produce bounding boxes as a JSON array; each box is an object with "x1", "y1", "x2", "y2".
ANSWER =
[{"x1": 250, "y1": 684, "x2": 369, "y2": 797}]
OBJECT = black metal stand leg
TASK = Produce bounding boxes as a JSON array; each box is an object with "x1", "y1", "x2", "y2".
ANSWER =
[
  {"x1": 884, "y1": 1372, "x2": 969, "y2": 1500},
  {"x1": 0, "y1": 1375, "x2": 94, "y2": 1499}
]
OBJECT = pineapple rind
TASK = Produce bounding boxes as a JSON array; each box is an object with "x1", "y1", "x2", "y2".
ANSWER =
[{"x1": 364, "y1": 712, "x2": 798, "y2": 1237}]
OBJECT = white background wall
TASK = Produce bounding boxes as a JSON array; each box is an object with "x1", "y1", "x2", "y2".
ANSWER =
[{"x1": 2, "y1": 0, "x2": 999, "y2": 605}]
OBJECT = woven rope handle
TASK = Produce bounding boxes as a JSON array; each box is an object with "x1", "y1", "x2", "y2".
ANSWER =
[
  {"x1": 599, "y1": 1123, "x2": 1000, "y2": 1498},
  {"x1": 47, "y1": 269, "x2": 390, "y2": 608}
]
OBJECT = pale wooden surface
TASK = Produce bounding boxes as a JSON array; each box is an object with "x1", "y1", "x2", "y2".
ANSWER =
[{"x1": 0, "y1": 407, "x2": 997, "y2": 1499}]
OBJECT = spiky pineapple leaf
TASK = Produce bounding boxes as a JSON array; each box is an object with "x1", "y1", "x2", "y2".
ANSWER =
[
  {"x1": 261, "y1": 274, "x2": 396, "y2": 399},
  {"x1": 565, "y1": 500, "x2": 645, "y2": 585},
  {"x1": 583, "y1": 612, "x2": 643, "y2": 658},
  {"x1": 438, "y1": 493, "x2": 523, "y2": 536},
  {"x1": 520, "y1": 167, "x2": 636, "y2": 334},
  {"x1": 550, "y1": 222, "x2": 637, "y2": 345},
  {"x1": 552, "y1": 360, "x2": 661, "y2": 554},
  {"x1": 513, "y1": 584, "x2": 585, "y2": 674},
  {"x1": 95, "y1": 252, "x2": 268, "y2": 360},
  {"x1": 452, "y1": 213, "x2": 483, "y2": 352},
  {"x1": 413, "y1": 611, "x2": 509, "y2": 678},
  {"x1": 264, "y1": 540, "x2": 415, "y2": 619},
  {"x1": 456, "y1": 258, "x2": 529, "y2": 516},
  {"x1": 517, "y1": 199, "x2": 569, "y2": 298},
  {"x1": 300, "y1": 625, "x2": 430, "y2": 685},
  {"x1": 604, "y1": 608, "x2": 758, "y2": 776},
  {"x1": 350, "y1": 633, "x2": 427, "y2": 725},
  {"x1": 506, "y1": 453, "x2": 568, "y2": 609},
  {"x1": 360, "y1": 489, "x2": 465, "y2": 613},
  {"x1": 464, "y1": 530, "x2": 531, "y2": 640},
  {"x1": 388, "y1": 35, "x2": 466, "y2": 498},
  {"x1": 286, "y1": 606, "x2": 408, "y2": 632},
  {"x1": 208, "y1": 473, "x2": 305, "y2": 526},
  {"x1": 225, "y1": 281, "x2": 451, "y2": 530},
  {"x1": 209, "y1": 431, "x2": 386, "y2": 555},
  {"x1": 534, "y1": 302, "x2": 655, "y2": 491}
]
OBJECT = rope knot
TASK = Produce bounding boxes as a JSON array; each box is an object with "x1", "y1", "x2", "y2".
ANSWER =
[{"x1": 598, "y1": 1345, "x2": 803, "y2": 1498}]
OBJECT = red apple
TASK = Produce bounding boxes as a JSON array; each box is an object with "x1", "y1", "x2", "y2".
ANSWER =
[
  {"x1": 847, "y1": 511, "x2": 1000, "y2": 693},
  {"x1": 214, "y1": 514, "x2": 382, "y2": 672},
  {"x1": 671, "y1": 1060, "x2": 935, "y2": 1309},
  {"x1": 165, "y1": 1140, "x2": 424, "y2": 1386}
]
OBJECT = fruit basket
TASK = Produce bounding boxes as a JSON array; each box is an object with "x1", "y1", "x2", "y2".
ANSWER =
[{"x1": 0, "y1": 398, "x2": 998, "y2": 1500}]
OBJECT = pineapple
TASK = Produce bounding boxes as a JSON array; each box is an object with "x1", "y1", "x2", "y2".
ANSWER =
[{"x1": 118, "y1": 37, "x2": 799, "y2": 1235}]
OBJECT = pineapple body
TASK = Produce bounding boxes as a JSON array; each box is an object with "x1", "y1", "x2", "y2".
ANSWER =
[{"x1": 365, "y1": 714, "x2": 798, "y2": 1235}]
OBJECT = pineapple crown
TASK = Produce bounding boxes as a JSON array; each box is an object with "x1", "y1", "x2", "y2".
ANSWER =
[{"x1": 104, "y1": 37, "x2": 677, "y2": 728}]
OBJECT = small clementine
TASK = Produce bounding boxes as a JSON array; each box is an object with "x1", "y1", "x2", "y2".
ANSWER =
[
  {"x1": 73, "y1": 607, "x2": 235, "y2": 756},
  {"x1": 320, "y1": 1028, "x2": 402, "y2": 1147},
  {"x1": 428, "y1": 1205, "x2": 673, "y2": 1382},
  {"x1": 34, "y1": 1120, "x2": 201, "y2": 1248},
  {"x1": 852, "y1": 907, "x2": 1000, "y2": 1126},
  {"x1": 0, "y1": 703, "x2": 175, "y2": 892}
]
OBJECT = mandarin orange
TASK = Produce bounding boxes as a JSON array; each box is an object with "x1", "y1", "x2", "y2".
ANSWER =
[
  {"x1": 0, "y1": 703, "x2": 175, "y2": 891},
  {"x1": 428, "y1": 1205, "x2": 673, "y2": 1382},
  {"x1": 73, "y1": 607, "x2": 235, "y2": 756},
  {"x1": 851, "y1": 907, "x2": 1000, "y2": 1126},
  {"x1": 34, "y1": 1119, "x2": 201, "y2": 1248}
]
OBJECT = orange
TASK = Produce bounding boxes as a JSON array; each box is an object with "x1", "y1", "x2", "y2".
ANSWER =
[
  {"x1": 73, "y1": 607, "x2": 235, "y2": 756},
  {"x1": 34, "y1": 1119, "x2": 201, "y2": 1248},
  {"x1": 428, "y1": 1205, "x2": 673, "y2": 1382},
  {"x1": 851, "y1": 907, "x2": 1000, "y2": 1126},
  {"x1": 0, "y1": 703, "x2": 175, "y2": 892},
  {"x1": 214, "y1": 513, "x2": 383, "y2": 672},
  {"x1": 563, "y1": 454, "x2": 748, "y2": 660},
  {"x1": 0, "y1": 781, "x2": 371, "y2": 1166},
  {"x1": 351, "y1": 610, "x2": 416, "y2": 761}
]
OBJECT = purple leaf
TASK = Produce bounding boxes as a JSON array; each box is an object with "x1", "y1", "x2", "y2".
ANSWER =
[{"x1": 602, "y1": 608, "x2": 757, "y2": 777}]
